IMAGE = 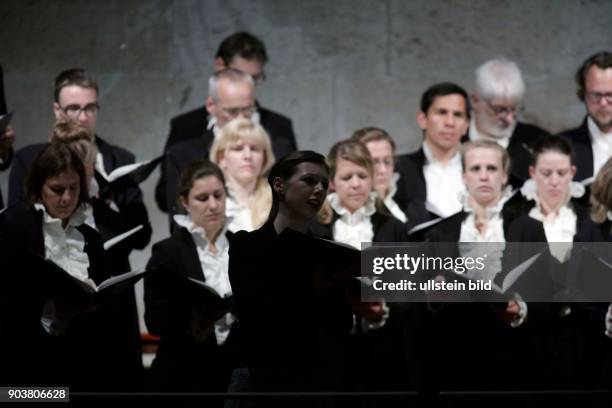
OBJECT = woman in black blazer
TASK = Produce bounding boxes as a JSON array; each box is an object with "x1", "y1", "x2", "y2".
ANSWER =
[
  {"x1": 507, "y1": 135, "x2": 606, "y2": 390},
  {"x1": 421, "y1": 141, "x2": 528, "y2": 392},
  {"x1": 0, "y1": 141, "x2": 120, "y2": 390},
  {"x1": 306, "y1": 140, "x2": 408, "y2": 393},
  {"x1": 144, "y1": 159, "x2": 240, "y2": 395}
]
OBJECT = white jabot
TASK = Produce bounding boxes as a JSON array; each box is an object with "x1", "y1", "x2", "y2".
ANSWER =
[
  {"x1": 458, "y1": 189, "x2": 511, "y2": 280},
  {"x1": 225, "y1": 189, "x2": 254, "y2": 233},
  {"x1": 588, "y1": 116, "x2": 612, "y2": 177},
  {"x1": 468, "y1": 115, "x2": 513, "y2": 149},
  {"x1": 422, "y1": 143, "x2": 465, "y2": 217},
  {"x1": 521, "y1": 179, "x2": 577, "y2": 262},
  {"x1": 328, "y1": 192, "x2": 376, "y2": 250},
  {"x1": 382, "y1": 173, "x2": 407, "y2": 223},
  {"x1": 173, "y1": 214, "x2": 233, "y2": 345}
]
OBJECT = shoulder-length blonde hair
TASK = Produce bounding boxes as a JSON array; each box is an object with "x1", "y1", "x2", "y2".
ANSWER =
[
  {"x1": 591, "y1": 157, "x2": 612, "y2": 223},
  {"x1": 209, "y1": 117, "x2": 275, "y2": 174},
  {"x1": 209, "y1": 117, "x2": 275, "y2": 229}
]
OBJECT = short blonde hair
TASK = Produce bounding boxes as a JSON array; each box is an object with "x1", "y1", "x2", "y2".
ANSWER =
[
  {"x1": 319, "y1": 139, "x2": 381, "y2": 224},
  {"x1": 209, "y1": 117, "x2": 275, "y2": 175},
  {"x1": 209, "y1": 118, "x2": 274, "y2": 230}
]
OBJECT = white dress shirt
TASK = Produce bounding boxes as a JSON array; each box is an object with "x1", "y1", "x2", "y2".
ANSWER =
[
  {"x1": 588, "y1": 116, "x2": 612, "y2": 177},
  {"x1": 36, "y1": 203, "x2": 93, "y2": 335},
  {"x1": 422, "y1": 143, "x2": 465, "y2": 218},
  {"x1": 382, "y1": 173, "x2": 407, "y2": 223},
  {"x1": 458, "y1": 189, "x2": 510, "y2": 281},
  {"x1": 174, "y1": 214, "x2": 234, "y2": 345},
  {"x1": 521, "y1": 179, "x2": 581, "y2": 262},
  {"x1": 328, "y1": 192, "x2": 376, "y2": 250},
  {"x1": 225, "y1": 193, "x2": 253, "y2": 233}
]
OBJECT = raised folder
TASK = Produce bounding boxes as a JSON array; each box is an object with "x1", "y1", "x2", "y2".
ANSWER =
[
  {"x1": 95, "y1": 155, "x2": 163, "y2": 195},
  {"x1": 185, "y1": 277, "x2": 233, "y2": 321}
]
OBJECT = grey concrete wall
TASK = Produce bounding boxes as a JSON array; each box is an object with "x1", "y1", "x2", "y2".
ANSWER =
[{"x1": 1, "y1": 0, "x2": 611, "y2": 329}]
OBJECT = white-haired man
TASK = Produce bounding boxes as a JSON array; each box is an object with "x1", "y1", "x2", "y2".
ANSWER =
[{"x1": 470, "y1": 58, "x2": 549, "y2": 187}]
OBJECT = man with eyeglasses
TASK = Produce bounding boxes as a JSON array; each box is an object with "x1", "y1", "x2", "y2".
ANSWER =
[
  {"x1": 558, "y1": 51, "x2": 612, "y2": 181},
  {"x1": 6, "y1": 68, "x2": 151, "y2": 387},
  {"x1": 469, "y1": 58, "x2": 550, "y2": 188},
  {"x1": 155, "y1": 32, "x2": 297, "y2": 214}
]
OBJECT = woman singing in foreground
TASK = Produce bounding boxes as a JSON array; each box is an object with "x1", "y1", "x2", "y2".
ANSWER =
[{"x1": 228, "y1": 151, "x2": 381, "y2": 402}]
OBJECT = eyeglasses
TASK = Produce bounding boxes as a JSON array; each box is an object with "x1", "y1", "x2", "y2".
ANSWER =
[
  {"x1": 251, "y1": 72, "x2": 266, "y2": 85},
  {"x1": 484, "y1": 100, "x2": 524, "y2": 117},
  {"x1": 585, "y1": 91, "x2": 612, "y2": 104},
  {"x1": 61, "y1": 103, "x2": 100, "y2": 118},
  {"x1": 221, "y1": 106, "x2": 256, "y2": 118}
]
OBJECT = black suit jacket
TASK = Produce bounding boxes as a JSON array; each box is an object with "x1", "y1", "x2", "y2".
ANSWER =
[
  {"x1": 558, "y1": 117, "x2": 595, "y2": 181},
  {"x1": 229, "y1": 222, "x2": 354, "y2": 392},
  {"x1": 505, "y1": 200, "x2": 608, "y2": 389},
  {"x1": 394, "y1": 148, "x2": 439, "y2": 230},
  {"x1": 0, "y1": 207, "x2": 133, "y2": 389},
  {"x1": 505, "y1": 121, "x2": 551, "y2": 187},
  {"x1": 144, "y1": 227, "x2": 240, "y2": 392},
  {"x1": 155, "y1": 104, "x2": 297, "y2": 212}
]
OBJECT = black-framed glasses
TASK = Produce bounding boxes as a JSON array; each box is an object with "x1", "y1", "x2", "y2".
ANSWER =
[
  {"x1": 484, "y1": 99, "x2": 524, "y2": 117},
  {"x1": 61, "y1": 103, "x2": 100, "y2": 118},
  {"x1": 251, "y1": 72, "x2": 266, "y2": 85},
  {"x1": 585, "y1": 91, "x2": 612, "y2": 104},
  {"x1": 221, "y1": 105, "x2": 256, "y2": 118}
]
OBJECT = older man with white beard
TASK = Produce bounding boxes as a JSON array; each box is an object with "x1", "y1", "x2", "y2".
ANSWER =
[{"x1": 469, "y1": 58, "x2": 550, "y2": 188}]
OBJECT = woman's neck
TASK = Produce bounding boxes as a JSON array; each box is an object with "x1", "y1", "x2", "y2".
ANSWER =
[
  {"x1": 468, "y1": 196, "x2": 498, "y2": 236},
  {"x1": 273, "y1": 207, "x2": 308, "y2": 234},
  {"x1": 227, "y1": 176, "x2": 257, "y2": 204},
  {"x1": 375, "y1": 185, "x2": 388, "y2": 200}
]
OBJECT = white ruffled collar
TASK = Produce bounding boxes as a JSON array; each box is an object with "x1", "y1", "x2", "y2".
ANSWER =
[
  {"x1": 173, "y1": 214, "x2": 229, "y2": 246},
  {"x1": 34, "y1": 202, "x2": 87, "y2": 230},
  {"x1": 328, "y1": 191, "x2": 377, "y2": 219},
  {"x1": 520, "y1": 178, "x2": 585, "y2": 203},
  {"x1": 462, "y1": 186, "x2": 515, "y2": 218}
]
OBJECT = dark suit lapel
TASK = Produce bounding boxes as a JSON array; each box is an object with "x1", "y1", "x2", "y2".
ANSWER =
[
  {"x1": 94, "y1": 135, "x2": 116, "y2": 174},
  {"x1": 176, "y1": 227, "x2": 207, "y2": 282},
  {"x1": 571, "y1": 118, "x2": 594, "y2": 181}
]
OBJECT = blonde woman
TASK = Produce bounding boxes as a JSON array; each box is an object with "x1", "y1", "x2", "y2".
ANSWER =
[{"x1": 210, "y1": 118, "x2": 274, "y2": 233}]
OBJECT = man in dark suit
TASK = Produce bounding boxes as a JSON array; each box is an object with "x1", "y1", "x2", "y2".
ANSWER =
[
  {"x1": 0, "y1": 64, "x2": 14, "y2": 210},
  {"x1": 558, "y1": 51, "x2": 612, "y2": 181},
  {"x1": 155, "y1": 31, "x2": 297, "y2": 213},
  {"x1": 469, "y1": 58, "x2": 550, "y2": 187},
  {"x1": 6, "y1": 68, "x2": 150, "y2": 388},
  {"x1": 395, "y1": 82, "x2": 470, "y2": 230}
]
